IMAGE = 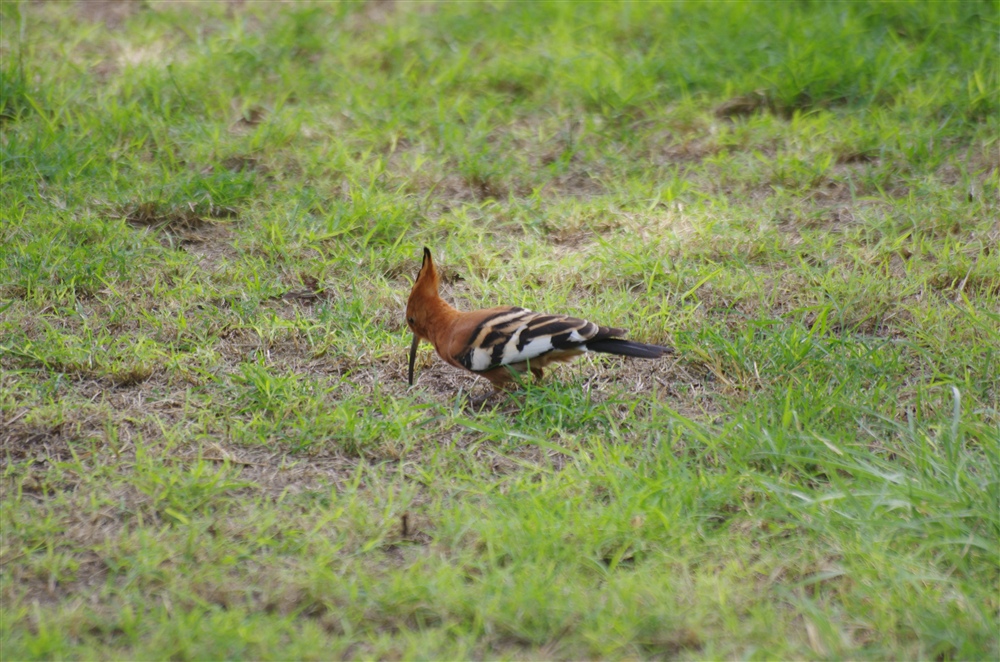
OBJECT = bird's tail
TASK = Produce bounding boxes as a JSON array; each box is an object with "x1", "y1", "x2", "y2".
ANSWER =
[{"x1": 585, "y1": 338, "x2": 673, "y2": 359}]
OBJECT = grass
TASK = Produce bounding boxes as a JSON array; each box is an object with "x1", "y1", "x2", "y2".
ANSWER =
[{"x1": 1, "y1": 0, "x2": 998, "y2": 659}]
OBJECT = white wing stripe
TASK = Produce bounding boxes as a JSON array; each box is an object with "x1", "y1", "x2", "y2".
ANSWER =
[
  {"x1": 500, "y1": 334, "x2": 554, "y2": 365},
  {"x1": 470, "y1": 346, "x2": 494, "y2": 371}
]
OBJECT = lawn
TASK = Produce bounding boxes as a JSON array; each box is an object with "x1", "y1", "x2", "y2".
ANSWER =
[{"x1": 1, "y1": 0, "x2": 998, "y2": 659}]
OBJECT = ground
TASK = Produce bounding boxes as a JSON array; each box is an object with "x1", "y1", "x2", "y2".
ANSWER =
[{"x1": 1, "y1": 1, "x2": 998, "y2": 659}]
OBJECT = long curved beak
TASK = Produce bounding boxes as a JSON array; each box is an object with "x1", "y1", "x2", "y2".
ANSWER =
[{"x1": 407, "y1": 333, "x2": 420, "y2": 386}]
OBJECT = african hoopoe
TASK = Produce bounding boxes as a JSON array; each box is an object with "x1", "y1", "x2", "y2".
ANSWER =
[{"x1": 405, "y1": 248, "x2": 672, "y2": 390}]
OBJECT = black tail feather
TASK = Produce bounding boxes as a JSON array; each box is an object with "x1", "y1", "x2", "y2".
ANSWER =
[{"x1": 585, "y1": 338, "x2": 672, "y2": 359}]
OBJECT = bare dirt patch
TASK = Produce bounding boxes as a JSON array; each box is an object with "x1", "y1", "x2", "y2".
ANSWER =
[
  {"x1": 122, "y1": 200, "x2": 238, "y2": 232},
  {"x1": 118, "y1": 200, "x2": 241, "y2": 268},
  {"x1": 76, "y1": 0, "x2": 141, "y2": 28},
  {"x1": 714, "y1": 91, "x2": 773, "y2": 120}
]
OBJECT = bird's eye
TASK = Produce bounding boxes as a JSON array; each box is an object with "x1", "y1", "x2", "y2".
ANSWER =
[{"x1": 407, "y1": 317, "x2": 415, "y2": 325}]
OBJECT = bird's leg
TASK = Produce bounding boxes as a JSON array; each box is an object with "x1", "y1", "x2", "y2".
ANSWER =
[{"x1": 464, "y1": 373, "x2": 519, "y2": 410}]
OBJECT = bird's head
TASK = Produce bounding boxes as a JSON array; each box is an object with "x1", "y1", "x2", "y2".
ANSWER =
[{"x1": 405, "y1": 247, "x2": 441, "y2": 385}]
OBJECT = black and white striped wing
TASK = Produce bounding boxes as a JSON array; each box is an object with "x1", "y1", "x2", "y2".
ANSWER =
[{"x1": 457, "y1": 308, "x2": 607, "y2": 373}]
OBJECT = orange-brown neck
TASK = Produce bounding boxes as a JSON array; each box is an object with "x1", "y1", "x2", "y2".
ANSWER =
[
  {"x1": 417, "y1": 293, "x2": 460, "y2": 348},
  {"x1": 407, "y1": 285, "x2": 461, "y2": 349}
]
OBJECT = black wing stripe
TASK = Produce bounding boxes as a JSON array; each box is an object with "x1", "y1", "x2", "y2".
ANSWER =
[
  {"x1": 549, "y1": 331, "x2": 580, "y2": 350},
  {"x1": 521, "y1": 319, "x2": 587, "y2": 340},
  {"x1": 524, "y1": 315, "x2": 560, "y2": 330},
  {"x1": 489, "y1": 338, "x2": 508, "y2": 367},
  {"x1": 468, "y1": 307, "x2": 528, "y2": 351},
  {"x1": 478, "y1": 311, "x2": 535, "y2": 349},
  {"x1": 515, "y1": 322, "x2": 573, "y2": 351}
]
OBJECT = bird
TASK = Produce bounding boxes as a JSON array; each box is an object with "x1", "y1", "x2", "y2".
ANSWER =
[{"x1": 405, "y1": 247, "x2": 672, "y2": 392}]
